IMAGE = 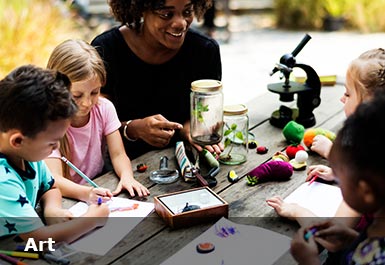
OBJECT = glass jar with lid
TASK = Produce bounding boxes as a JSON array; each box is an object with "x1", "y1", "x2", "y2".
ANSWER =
[
  {"x1": 190, "y1": 79, "x2": 224, "y2": 146},
  {"x1": 219, "y1": 104, "x2": 249, "y2": 165}
]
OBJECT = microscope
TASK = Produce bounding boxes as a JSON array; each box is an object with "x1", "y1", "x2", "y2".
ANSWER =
[{"x1": 268, "y1": 34, "x2": 321, "y2": 128}]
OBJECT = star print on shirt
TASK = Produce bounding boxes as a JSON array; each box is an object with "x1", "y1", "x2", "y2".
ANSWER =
[
  {"x1": 5, "y1": 167, "x2": 10, "y2": 174},
  {"x1": 37, "y1": 182, "x2": 46, "y2": 202},
  {"x1": 37, "y1": 177, "x2": 55, "y2": 202},
  {"x1": 4, "y1": 220, "x2": 17, "y2": 234},
  {"x1": 16, "y1": 195, "x2": 29, "y2": 207},
  {"x1": 48, "y1": 176, "x2": 54, "y2": 188}
]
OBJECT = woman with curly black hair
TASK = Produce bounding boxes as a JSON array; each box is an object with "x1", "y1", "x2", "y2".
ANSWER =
[{"x1": 91, "y1": 0, "x2": 223, "y2": 159}]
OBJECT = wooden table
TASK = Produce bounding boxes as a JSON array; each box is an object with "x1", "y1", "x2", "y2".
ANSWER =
[{"x1": 1, "y1": 84, "x2": 345, "y2": 265}]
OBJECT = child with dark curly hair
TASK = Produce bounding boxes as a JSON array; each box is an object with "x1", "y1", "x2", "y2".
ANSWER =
[
  {"x1": 91, "y1": 0, "x2": 223, "y2": 159},
  {"x1": 291, "y1": 92, "x2": 385, "y2": 265}
]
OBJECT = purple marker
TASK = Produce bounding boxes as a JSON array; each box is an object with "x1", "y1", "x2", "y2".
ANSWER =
[
  {"x1": 97, "y1": 197, "x2": 102, "y2": 205},
  {"x1": 304, "y1": 227, "x2": 318, "y2": 241}
]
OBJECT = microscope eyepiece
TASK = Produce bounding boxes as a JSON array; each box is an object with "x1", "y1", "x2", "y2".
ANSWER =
[{"x1": 291, "y1": 34, "x2": 311, "y2": 57}]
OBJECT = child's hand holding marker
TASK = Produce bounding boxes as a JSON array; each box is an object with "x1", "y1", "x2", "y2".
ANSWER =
[
  {"x1": 305, "y1": 219, "x2": 359, "y2": 253},
  {"x1": 79, "y1": 197, "x2": 109, "y2": 227},
  {"x1": 306, "y1": 165, "x2": 335, "y2": 182},
  {"x1": 61, "y1": 156, "x2": 113, "y2": 204},
  {"x1": 88, "y1": 187, "x2": 113, "y2": 204},
  {"x1": 304, "y1": 227, "x2": 318, "y2": 240},
  {"x1": 307, "y1": 175, "x2": 318, "y2": 186},
  {"x1": 290, "y1": 226, "x2": 320, "y2": 265}
]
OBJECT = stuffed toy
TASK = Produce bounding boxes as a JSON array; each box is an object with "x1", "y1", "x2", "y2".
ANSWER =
[
  {"x1": 286, "y1": 144, "x2": 305, "y2": 159},
  {"x1": 282, "y1": 121, "x2": 305, "y2": 145},
  {"x1": 272, "y1": 151, "x2": 290, "y2": 162},
  {"x1": 246, "y1": 161, "x2": 293, "y2": 186},
  {"x1": 289, "y1": 150, "x2": 308, "y2": 170},
  {"x1": 303, "y1": 128, "x2": 336, "y2": 148}
]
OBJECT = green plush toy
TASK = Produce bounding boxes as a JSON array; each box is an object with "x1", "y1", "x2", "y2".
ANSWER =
[{"x1": 282, "y1": 121, "x2": 305, "y2": 145}]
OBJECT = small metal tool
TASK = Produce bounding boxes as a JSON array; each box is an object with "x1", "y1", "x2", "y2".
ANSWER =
[{"x1": 149, "y1": 156, "x2": 179, "y2": 184}]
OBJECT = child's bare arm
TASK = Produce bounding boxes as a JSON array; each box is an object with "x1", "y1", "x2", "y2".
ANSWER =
[
  {"x1": 45, "y1": 157, "x2": 112, "y2": 203},
  {"x1": 19, "y1": 203, "x2": 109, "y2": 243},
  {"x1": 24, "y1": 186, "x2": 110, "y2": 242},
  {"x1": 45, "y1": 157, "x2": 90, "y2": 201},
  {"x1": 106, "y1": 130, "x2": 149, "y2": 197},
  {"x1": 40, "y1": 187, "x2": 73, "y2": 224},
  {"x1": 334, "y1": 200, "x2": 361, "y2": 227},
  {"x1": 266, "y1": 196, "x2": 319, "y2": 227}
]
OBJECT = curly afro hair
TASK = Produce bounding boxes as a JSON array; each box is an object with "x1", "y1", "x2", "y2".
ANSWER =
[{"x1": 108, "y1": 0, "x2": 212, "y2": 31}]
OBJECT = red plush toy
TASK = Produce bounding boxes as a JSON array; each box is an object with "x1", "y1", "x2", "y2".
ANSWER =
[{"x1": 285, "y1": 145, "x2": 305, "y2": 159}]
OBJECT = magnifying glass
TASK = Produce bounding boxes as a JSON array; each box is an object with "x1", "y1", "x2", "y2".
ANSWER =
[{"x1": 149, "y1": 156, "x2": 179, "y2": 184}]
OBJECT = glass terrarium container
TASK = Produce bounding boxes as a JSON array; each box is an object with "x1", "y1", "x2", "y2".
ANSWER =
[{"x1": 190, "y1": 79, "x2": 223, "y2": 146}]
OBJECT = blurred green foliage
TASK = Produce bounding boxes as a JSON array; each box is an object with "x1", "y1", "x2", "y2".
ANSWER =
[
  {"x1": 349, "y1": 0, "x2": 385, "y2": 32},
  {"x1": 274, "y1": 0, "x2": 385, "y2": 32},
  {"x1": 0, "y1": 0, "x2": 81, "y2": 78},
  {"x1": 274, "y1": 0, "x2": 324, "y2": 29}
]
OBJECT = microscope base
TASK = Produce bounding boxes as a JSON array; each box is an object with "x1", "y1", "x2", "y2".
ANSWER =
[{"x1": 270, "y1": 105, "x2": 316, "y2": 128}]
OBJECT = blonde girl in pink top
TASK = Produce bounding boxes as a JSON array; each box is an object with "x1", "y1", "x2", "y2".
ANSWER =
[{"x1": 45, "y1": 39, "x2": 149, "y2": 204}]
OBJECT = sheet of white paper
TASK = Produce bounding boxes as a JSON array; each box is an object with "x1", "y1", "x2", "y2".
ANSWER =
[
  {"x1": 284, "y1": 182, "x2": 343, "y2": 217},
  {"x1": 68, "y1": 197, "x2": 154, "y2": 255},
  {"x1": 161, "y1": 217, "x2": 291, "y2": 265}
]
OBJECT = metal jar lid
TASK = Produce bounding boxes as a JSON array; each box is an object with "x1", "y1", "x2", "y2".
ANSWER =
[
  {"x1": 191, "y1": 79, "x2": 222, "y2": 93},
  {"x1": 223, "y1": 104, "x2": 248, "y2": 115}
]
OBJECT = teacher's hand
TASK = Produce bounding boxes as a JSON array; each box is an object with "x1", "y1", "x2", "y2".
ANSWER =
[
  {"x1": 181, "y1": 121, "x2": 223, "y2": 155},
  {"x1": 134, "y1": 114, "x2": 183, "y2": 148}
]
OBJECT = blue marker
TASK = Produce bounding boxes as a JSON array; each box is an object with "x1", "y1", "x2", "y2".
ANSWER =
[
  {"x1": 97, "y1": 197, "x2": 103, "y2": 205},
  {"x1": 304, "y1": 227, "x2": 318, "y2": 241}
]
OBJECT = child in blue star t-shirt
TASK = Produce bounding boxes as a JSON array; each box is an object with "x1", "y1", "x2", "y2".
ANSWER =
[{"x1": 0, "y1": 65, "x2": 109, "y2": 242}]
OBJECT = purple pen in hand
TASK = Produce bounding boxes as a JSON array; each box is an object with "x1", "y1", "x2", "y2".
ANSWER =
[{"x1": 304, "y1": 227, "x2": 318, "y2": 241}]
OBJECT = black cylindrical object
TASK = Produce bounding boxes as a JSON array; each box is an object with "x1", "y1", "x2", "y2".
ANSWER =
[{"x1": 291, "y1": 34, "x2": 311, "y2": 57}]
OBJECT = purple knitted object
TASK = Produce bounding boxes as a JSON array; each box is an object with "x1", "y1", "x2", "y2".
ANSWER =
[{"x1": 248, "y1": 161, "x2": 293, "y2": 182}]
